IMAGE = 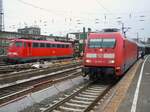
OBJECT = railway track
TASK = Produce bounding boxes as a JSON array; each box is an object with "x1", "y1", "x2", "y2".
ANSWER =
[
  {"x1": 0, "y1": 62, "x2": 35, "y2": 73},
  {"x1": 0, "y1": 58, "x2": 80, "y2": 74},
  {"x1": 0, "y1": 66, "x2": 82, "y2": 106},
  {"x1": 0, "y1": 62, "x2": 81, "y2": 84},
  {"x1": 41, "y1": 82, "x2": 113, "y2": 112}
]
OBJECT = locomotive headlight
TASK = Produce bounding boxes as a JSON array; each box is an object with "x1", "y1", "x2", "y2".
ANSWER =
[
  {"x1": 86, "y1": 59, "x2": 91, "y2": 63},
  {"x1": 13, "y1": 52, "x2": 18, "y2": 55},
  {"x1": 108, "y1": 60, "x2": 115, "y2": 64},
  {"x1": 7, "y1": 52, "x2": 12, "y2": 55},
  {"x1": 86, "y1": 53, "x2": 97, "y2": 58},
  {"x1": 7, "y1": 52, "x2": 18, "y2": 55}
]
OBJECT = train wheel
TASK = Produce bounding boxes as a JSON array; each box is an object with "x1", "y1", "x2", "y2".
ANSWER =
[
  {"x1": 113, "y1": 75, "x2": 121, "y2": 82},
  {"x1": 89, "y1": 74, "x2": 96, "y2": 81}
]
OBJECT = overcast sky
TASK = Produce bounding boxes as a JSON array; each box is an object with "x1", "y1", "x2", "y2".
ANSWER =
[{"x1": 3, "y1": 0, "x2": 150, "y2": 40}]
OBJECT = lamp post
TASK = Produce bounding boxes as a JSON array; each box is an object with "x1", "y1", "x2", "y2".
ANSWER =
[
  {"x1": 137, "y1": 32, "x2": 139, "y2": 42},
  {"x1": 83, "y1": 27, "x2": 86, "y2": 53},
  {"x1": 138, "y1": 28, "x2": 145, "y2": 43}
]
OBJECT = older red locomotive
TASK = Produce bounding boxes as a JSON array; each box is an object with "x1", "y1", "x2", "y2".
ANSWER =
[
  {"x1": 83, "y1": 31, "x2": 138, "y2": 80},
  {"x1": 6, "y1": 39, "x2": 74, "y2": 63}
]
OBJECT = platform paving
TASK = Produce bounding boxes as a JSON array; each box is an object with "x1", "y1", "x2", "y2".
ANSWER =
[{"x1": 117, "y1": 55, "x2": 150, "y2": 112}]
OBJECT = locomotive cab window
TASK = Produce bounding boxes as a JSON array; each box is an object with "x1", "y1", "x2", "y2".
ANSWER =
[
  {"x1": 57, "y1": 44, "x2": 61, "y2": 48},
  {"x1": 102, "y1": 38, "x2": 116, "y2": 48},
  {"x1": 15, "y1": 41, "x2": 23, "y2": 47},
  {"x1": 88, "y1": 38, "x2": 116, "y2": 48},
  {"x1": 89, "y1": 39, "x2": 102, "y2": 48}
]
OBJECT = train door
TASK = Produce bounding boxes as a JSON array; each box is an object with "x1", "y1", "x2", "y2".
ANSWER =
[{"x1": 27, "y1": 42, "x2": 32, "y2": 57}]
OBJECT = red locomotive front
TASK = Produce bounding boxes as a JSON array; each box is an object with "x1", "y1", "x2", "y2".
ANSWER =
[
  {"x1": 7, "y1": 39, "x2": 25, "y2": 62},
  {"x1": 83, "y1": 32, "x2": 138, "y2": 80}
]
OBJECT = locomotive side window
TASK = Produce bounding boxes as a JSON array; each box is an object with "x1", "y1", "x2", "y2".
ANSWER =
[
  {"x1": 66, "y1": 45, "x2": 69, "y2": 48},
  {"x1": 51, "y1": 44, "x2": 54, "y2": 48},
  {"x1": 46, "y1": 43, "x2": 51, "y2": 48},
  {"x1": 62, "y1": 44, "x2": 65, "y2": 48},
  {"x1": 64, "y1": 45, "x2": 67, "y2": 48},
  {"x1": 33, "y1": 43, "x2": 39, "y2": 48},
  {"x1": 60, "y1": 44, "x2": 64, "y2": 48},
  {"x1": 15, "y1": 41, "x2": 23, "y2": 47},
  {"x1": 51, "y1": 44, "x2": 56, "y2": 48},
  {"x1": 60, "y1": 44, "x2": 63, "y2": 48},
  {"x1": 57, "y1": 44, "x2": 61, "y2": 48},
  {"x1": 40, "y1": 43, "x2": 45, "y2": 48}
]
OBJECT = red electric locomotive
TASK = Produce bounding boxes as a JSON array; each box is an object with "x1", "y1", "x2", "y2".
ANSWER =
[
  {"x1": 6, "y1": 39, "x2": 74, "y2": 63},
  {"x1": 83, "y1": 31, "x2": 138, "y2": 80}
]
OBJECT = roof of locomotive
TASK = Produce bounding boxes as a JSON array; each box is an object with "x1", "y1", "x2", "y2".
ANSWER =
[
  {"x1": 88, "y1": 32, "x2": 123, "y2": 39},
  {"x1": 12, "y1": 39, "x2": 71, "y2": 45},
  {"x1": 88, "y1": 32, "x2": 138, "y2": 45}
]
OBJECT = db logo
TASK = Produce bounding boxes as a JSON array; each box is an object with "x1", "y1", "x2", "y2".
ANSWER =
[
  {"x1": 99, "y1": 49, "x2": 103, "y2": 52},
  {"x1": 98, "y1": 54, "x2": 103, "y2": 58}
]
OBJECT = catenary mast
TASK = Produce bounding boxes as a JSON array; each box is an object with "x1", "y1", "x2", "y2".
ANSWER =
[{"x1": 0, "y1": 0, "x2": 4, "y2": 31}]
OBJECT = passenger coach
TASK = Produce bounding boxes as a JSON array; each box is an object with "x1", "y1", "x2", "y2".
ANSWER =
[
  {"x1": 6, "y1": 39, "x2": 74, "y2": 63},
  {"x1": 83, "y1": 31, "x2": 138, "y2": 80}
]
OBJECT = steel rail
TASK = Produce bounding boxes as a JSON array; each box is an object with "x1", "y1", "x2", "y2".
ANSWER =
[
  {"x1": 42, "y1": 83, "x2": 113, "y2": 112},
  {"x1": 0, "y1": 69, "x2": 82, "y2": 106},
  {"x1": 0, "y1": 62, "x2": 81, "y2": 84}
]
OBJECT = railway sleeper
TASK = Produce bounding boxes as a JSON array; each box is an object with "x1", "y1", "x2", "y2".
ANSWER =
[
  {"x1": 85, "y1": 89, "x2": 101, "y2": 93},
  {"x1": 64, "y1": 102, "x2": 87, "y2": 108},
  {"x1": 70, "y1": 99, "x2": 91, "y2": 105},
  {"x1": 78, "y1": 93, "x2": 97, "y2": 98},
  {"x1": 74, "y1": 96, "x2": 94, "y2": 101},
  {"x1": 88, "y1": 87, "x2": 105, "y2": 91},
  {"x1": 81, "y1": 91, "x2": 99, "y2": 96},
  {"x1": 58, "y1": 106, "x2": 83, "y2": 112},
  {"x1": 52, "y1": 110, "x2": 62, "y2": 112}
]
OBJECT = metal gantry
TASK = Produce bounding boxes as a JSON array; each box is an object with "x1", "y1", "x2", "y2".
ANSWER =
[{"x1": 0, "y1": 0, "x2": 4, "y2": 31}]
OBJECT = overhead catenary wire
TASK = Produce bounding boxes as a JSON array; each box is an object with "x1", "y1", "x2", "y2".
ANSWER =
[
  {"x1": 17, "y1": 0, "x2": 150, "y2": 17},
  {"x1": 16, "y1": 0, "x2": 150, "y2": 27},
  {"x1": 5, "y1": 0, "x2": 150, "y2": 38},
  {"x1": 17, "y1": 0, "x2": 69, "y2": 16},
  {"x1": 95, "y1": 0, "x2": 111, "y2": 13}
]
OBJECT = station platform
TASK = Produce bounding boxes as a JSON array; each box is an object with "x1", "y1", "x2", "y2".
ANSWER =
[
  {"x1": 101, "y1": 55, "x2": 150, "y2": 112},
  {"x1": 117, "y1": 55, "x2": 150, "y2": 112}
]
